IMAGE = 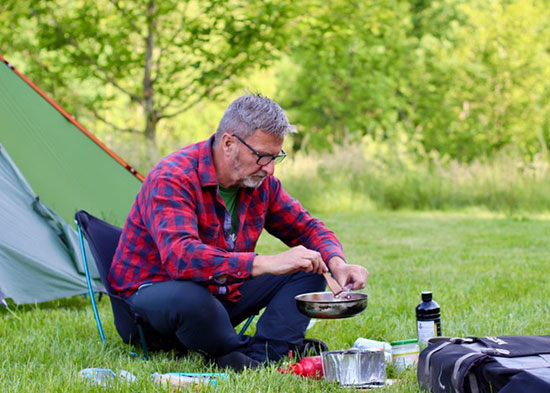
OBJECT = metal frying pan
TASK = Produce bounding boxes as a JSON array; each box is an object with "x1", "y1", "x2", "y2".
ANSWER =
[{"x1": 295, "y1": 291, "x2": 368, "y2": 319}]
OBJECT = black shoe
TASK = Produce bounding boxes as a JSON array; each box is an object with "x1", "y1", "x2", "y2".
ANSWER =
[
  {"x1": 215, "y1": 351, "x2": 261, "y2": 372},
  {"x1": 294, "y1": 338, "x2": 328, "y2": 358}
]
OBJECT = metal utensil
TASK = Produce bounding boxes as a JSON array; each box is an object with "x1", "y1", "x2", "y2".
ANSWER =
[{"x1": 295, "y1": 291, "x2": 368, "y2": 319}]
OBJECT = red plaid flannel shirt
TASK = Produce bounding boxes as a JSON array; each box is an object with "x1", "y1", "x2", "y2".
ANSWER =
[{"x1": 109, "y1": 135, "x2": 345, "y2": 301}]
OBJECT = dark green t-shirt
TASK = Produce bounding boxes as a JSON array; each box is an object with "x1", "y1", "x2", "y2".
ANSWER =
[{"x1": 218, "y1": 185, "x2": 240, "y2": 235}]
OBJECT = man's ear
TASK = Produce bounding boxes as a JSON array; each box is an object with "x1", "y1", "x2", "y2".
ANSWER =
[{"x1": 220, "y1": 133, "x2": 236, "y2": 156}]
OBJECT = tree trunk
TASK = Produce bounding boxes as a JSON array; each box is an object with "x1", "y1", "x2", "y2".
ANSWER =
[{"x1": 144, "y1": 0, "x2": 157, "y2": 144}]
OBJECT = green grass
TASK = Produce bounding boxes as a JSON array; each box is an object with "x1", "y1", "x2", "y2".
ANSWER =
[
  {"x1": 1, "y1": 211, "x2": 549, "y2": 392},
  {"x1": 276, "y1": 143, "x2": 550, "y2": 214}
]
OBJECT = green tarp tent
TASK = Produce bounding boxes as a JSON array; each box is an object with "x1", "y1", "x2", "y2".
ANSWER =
[
  {"x1": 0, "y1": 144, "x2": 102, "y2": 304},
  {"x1": 0, "y1": 55, "x2": 143, "y2": 304}
]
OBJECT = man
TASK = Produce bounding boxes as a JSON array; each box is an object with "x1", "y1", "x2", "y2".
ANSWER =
[{"x1": 109, "y1": 94, "x2": 368, "y2": 371}]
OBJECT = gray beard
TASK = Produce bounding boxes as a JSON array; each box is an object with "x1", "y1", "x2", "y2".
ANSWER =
[
  {"x1": 242, "y1": 175, "x2": 266, "y2": 188},
  {"x1": 232, "y1": 155, "x2": 267, "y2": 188}
]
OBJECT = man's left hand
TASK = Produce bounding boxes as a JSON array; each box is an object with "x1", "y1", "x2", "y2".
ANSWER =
[{"x1": 327, "y1": 256, "x2": 369, "y2": 290}]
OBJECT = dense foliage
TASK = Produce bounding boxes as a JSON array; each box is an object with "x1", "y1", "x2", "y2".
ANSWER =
[
  {"x1": 1, "y1": 0, "x2": 549, "y2": 160},
  {"x1": 281, "y1": 0, "x2": 550, "y2": 160},
  {"x1": 0, "y1": 0, "x2": 295, "y2": 145}
]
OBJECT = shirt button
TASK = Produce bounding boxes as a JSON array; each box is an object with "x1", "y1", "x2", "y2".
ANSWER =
[{"x1": 208, "y1": 276, "x2": 213, "y2": 279}]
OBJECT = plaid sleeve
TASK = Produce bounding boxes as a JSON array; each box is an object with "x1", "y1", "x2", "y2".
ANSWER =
[
  {"x1": 264, "y1": 177, "x2": 346, "y2": 264},
  {"x1": 140, "y1": 171, "x2": 255, "y2": 282}
]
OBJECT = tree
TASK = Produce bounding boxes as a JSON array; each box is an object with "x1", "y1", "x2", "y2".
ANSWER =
[
  {"x1": 278, "y1": 0, "x2": 416, "y2": 151},
  {"x1": 278, "y1": 0, "x2": 550, "y2": 160},
  {"x1": 0, "y1": 0, "x2": 295, "y2": 146},
  {"x1": 409, "y1": 0, "x2": 550, "y2": 159}
]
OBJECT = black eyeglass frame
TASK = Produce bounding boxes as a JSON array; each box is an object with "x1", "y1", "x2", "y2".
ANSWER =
[{"x1": 231, "y1": 134, "x2": 287, "y2": 166}]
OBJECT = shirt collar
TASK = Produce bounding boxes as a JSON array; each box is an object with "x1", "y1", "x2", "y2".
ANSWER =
[{"x1": 197, "y1": 134, "x2": 220, "y2": 188}]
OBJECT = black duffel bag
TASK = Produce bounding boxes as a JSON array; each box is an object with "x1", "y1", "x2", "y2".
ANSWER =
[{"x1": 417, "y1": 335, "x2": 550, "y2": 393}]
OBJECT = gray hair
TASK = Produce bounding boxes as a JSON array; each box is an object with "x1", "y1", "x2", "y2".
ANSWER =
[{"x1": 214, "y1": 94, "x2": 296, "y2": 145}]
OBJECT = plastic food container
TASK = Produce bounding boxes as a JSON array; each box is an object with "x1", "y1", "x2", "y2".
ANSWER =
[
  {"x1": 321, "y1": 349, "x2": 386, "y2": 388},
  {"x1": 390, "y1": 339, "x2": 420, "y2": 370},
  {"x1": 353, "y1": 338, "x2": 393, "y2": 363}
]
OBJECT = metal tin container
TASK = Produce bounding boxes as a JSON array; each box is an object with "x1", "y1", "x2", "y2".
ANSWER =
[{"x1": 321, "y1": 348, "x2": 386, "y2": 387}]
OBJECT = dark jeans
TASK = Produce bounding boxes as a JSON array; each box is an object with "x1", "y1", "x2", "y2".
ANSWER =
[{"x1": 129, "y1": 271, "x2": 325, "y2": 362}]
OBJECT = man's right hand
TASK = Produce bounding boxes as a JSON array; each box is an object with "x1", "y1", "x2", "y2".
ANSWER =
[{"x1": 251, "y1": 246, "x2": 329, "y2": 277}]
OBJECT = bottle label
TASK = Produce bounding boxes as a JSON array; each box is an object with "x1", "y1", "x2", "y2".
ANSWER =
[{"x1": 417, "y1": 320, "x2": 436, "y2": 344}]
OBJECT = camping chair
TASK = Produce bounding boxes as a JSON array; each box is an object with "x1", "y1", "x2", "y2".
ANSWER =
[
  {"x1": 75, "y1": 209, "x2": 151, "y2": 358},
  {"x1": 75, "y1": 210, "x2": 255, "y2": 360}
]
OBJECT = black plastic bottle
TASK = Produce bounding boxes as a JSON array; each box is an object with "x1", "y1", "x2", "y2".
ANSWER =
[{"x1": 416, "y1": 291, "x2": 441, "y2": 345}]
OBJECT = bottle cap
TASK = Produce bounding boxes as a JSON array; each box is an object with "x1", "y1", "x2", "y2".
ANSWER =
[{"x1": 421, "y1": 291, "x2": 432, "y2": 302}]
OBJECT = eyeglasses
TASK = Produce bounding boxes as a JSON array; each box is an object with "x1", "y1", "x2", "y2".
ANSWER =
[{"x1": 232, "y1": 134, "x2": 287, "y2": 166}]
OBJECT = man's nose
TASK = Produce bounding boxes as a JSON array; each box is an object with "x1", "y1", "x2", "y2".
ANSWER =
[{"x1": 261, "y1": 159, "x2": 276, "y2": 176}]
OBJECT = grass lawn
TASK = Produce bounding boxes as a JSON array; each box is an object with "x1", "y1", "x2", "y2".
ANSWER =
[{"x1": 1, "y1": 210, "x2": 549, "y2": 392}]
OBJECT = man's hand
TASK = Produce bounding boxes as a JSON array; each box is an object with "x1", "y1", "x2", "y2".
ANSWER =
[
  {"x1": 252, "y1": 246, "x2": 329, "y2": 277},
  {"x1": 328, "y1": 256, "x2": 368, "y2": 290}
]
